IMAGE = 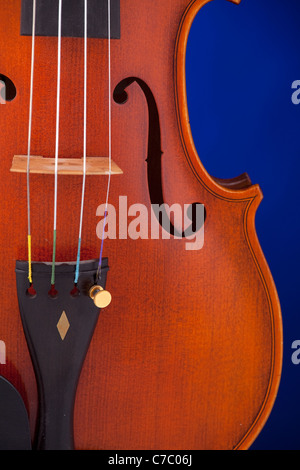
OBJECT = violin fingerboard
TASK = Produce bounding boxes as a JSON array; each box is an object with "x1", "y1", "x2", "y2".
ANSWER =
[{"x1": 21, "y1": 0, "x2": 120, "y2": 39}]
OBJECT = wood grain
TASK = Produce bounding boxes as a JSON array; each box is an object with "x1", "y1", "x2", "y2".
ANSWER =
[{"x1": 0, "y1": 0, "x2": 282, "y2": 450}]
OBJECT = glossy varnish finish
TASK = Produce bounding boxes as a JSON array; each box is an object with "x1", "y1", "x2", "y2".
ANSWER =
[{"x1": 0, "y1": 0, "x2": 282, "y2": 449}]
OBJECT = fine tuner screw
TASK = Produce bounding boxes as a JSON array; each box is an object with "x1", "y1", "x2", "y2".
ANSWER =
[{"x1": 89, "y1": 285, "x2": 112, "y2": 309}]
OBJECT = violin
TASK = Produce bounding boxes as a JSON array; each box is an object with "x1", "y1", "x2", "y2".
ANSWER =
[{"x1": 0, "y1": 0, "x2": 283, "y2": 450}]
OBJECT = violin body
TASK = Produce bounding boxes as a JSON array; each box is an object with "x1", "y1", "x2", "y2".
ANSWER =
[{"x1": 0, "y1": 0, "x2": 282, "y2": 450}]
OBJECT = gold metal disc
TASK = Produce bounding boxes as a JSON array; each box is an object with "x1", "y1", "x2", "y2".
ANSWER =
[
  {"x1": 89, "y1": 285, "x2": 112, "y2": 309},
  {"x1": 94, "y1": 289, "x2": 112, "y2": 309}
]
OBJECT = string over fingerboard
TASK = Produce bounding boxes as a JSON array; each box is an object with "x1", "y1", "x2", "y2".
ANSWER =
[{"x1": 21, "y1": 0, "x2": 120, "y2": 39}]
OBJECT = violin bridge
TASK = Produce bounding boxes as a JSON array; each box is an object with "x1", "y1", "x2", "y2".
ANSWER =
[{"x1": 10, "y1": 155, "x2": 123, "y2": 176}]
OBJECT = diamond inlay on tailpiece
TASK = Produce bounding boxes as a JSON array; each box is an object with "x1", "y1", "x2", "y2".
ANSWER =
[{"x1": 57, "y1": 311, "x2": 70, "y2": 341}]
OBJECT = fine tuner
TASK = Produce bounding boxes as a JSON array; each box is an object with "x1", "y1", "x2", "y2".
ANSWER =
[{"x1": 89, "y1": 285, "x2": 112, "y2": 309}]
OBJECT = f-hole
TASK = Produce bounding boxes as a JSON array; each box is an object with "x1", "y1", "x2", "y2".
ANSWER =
[
  {"x1": 113, "y1": 77, "x2": 205, "y2": 238},
  {"x1": 0, "y1": 75, "x2": 17, "y2": 103}
]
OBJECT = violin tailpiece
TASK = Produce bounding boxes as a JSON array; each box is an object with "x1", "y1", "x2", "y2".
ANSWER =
[{"x1": 15, "y1": 259, "x2": 109, "y2": 450}]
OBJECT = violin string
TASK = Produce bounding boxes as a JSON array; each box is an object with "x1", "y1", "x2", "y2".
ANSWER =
[
  {"x1": 97, "y1": 0, "x2": 112, "y2": 280},
  {"x1": 26, "y1": 0, "x2": 36, "y2": 285},
  {"x1": 51, "y1": 0, "x2": 63, "y2": 287},
  {"x1": 74, "y1": 0, "x2": 88, "y2": 285}
]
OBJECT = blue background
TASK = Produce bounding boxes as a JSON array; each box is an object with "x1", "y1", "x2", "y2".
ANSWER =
[{"x1": 186, "y1": 0, "x2": 300, "y2": 450}]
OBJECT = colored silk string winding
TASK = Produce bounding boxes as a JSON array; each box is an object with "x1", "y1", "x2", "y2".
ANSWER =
[
  {"x1": 97, "y1": 0, "x2": 112, "y2": 280},
  {"x1": 51, "y1": 0, "x2": 63, "y2": 287},
  {"x1": 26, "y1": 0, "x2": 36, "y2": 285},
  {"x1": 74, "y1": 0, "x2": 88, "y2": 285}
]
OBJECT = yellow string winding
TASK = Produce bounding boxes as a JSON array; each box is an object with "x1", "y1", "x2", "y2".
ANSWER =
[{"x1": 28, "y1": 235, "x2": 32, "y2": 284}]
